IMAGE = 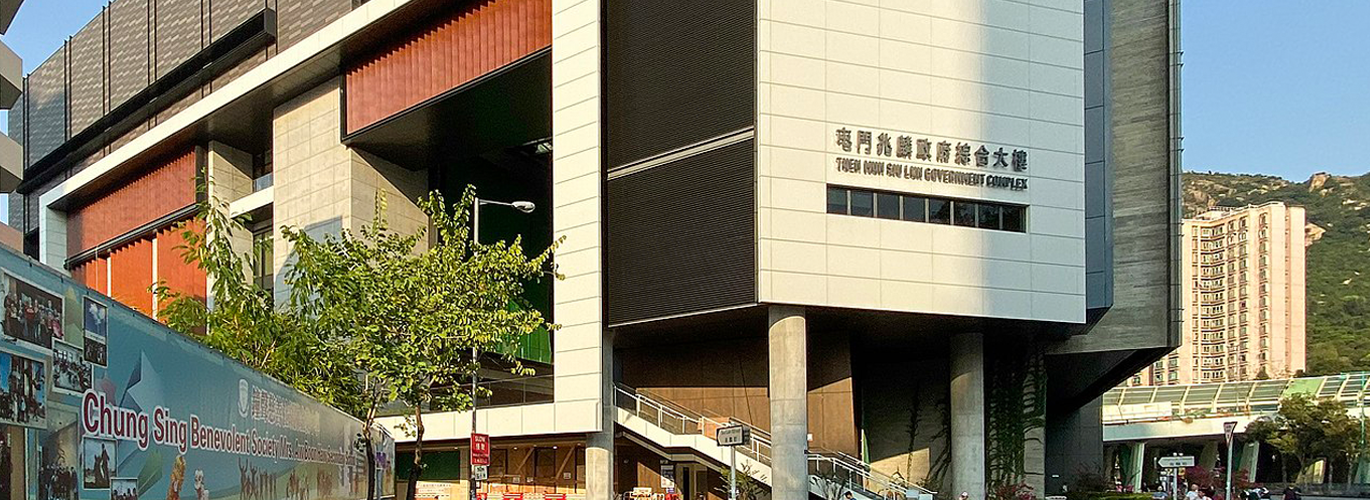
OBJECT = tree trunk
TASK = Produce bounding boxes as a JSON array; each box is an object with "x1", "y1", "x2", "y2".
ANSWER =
[
  {"x1": 365, "y1": 433, "x2": 376, "y2": 500},
  {"x1": 366, "y1": 390, "x2": 380, "y2": 500},
  {"x1": 406, "y1": 406, "x2": 426, "y2": 500}
]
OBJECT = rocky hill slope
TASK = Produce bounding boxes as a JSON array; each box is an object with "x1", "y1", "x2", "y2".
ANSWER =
[{"x1": 1184, "y1": 171, "x2": 1370, "y2": 375}]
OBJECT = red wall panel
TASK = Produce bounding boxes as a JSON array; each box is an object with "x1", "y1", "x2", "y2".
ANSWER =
[
  {"x1": 155, "y1": 221, "x2": 207, "y2": 307},
  {"x1": 344, "y1": 0, "x2": 552, "y2": 133},
  {"x1": 109, "y1": 237, "x2": 155, "y2": 315},
  {"x1": 66, "y1": 149, "x2": 198, "y2": 258}
]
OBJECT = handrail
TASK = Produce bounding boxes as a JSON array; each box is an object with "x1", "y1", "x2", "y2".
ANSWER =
[{"x1": 613, "y1": 384, "x2": 935, "y2": 498}]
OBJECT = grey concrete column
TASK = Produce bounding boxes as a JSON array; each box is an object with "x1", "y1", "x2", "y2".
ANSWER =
[
  {"x1": 949, "y1": 332, "x2": 985, "y2": 500},
  {"x1": 769, "y1": 306, "x2": 809, "y2": 500},
  {"x1": 586, "y1": 329, "x2": 616, "y2": 500},
  {"x1": 1128, "y1": 442, "x2": 1147, "y2": 491},
  {"x1": 1241, "y1": 441, "x2": 1260, "y2": 479}
]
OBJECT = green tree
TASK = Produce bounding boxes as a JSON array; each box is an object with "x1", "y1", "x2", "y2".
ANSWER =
[
  {"x1": 157, "y1": 195, "x2": 366, "y2": 416},
  {"x1": 158, "y1": 185, "x2": 560, "y2": 500},
  {"x1": 1245, "y1": 393, "x2": 1362, "y2": 483}
]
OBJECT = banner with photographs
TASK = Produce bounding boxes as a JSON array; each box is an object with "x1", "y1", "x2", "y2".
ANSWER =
[
  {"x1": 0, "y1": 245, "x2": 395, "y2": 500},
  {"x1": 1, "y1": 273, "x2": 61, "y2": 350}
]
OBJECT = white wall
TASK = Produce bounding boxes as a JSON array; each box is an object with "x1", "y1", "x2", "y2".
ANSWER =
[{"x1": 757, "y1": 0, "x2": 1086, "y2": 323}]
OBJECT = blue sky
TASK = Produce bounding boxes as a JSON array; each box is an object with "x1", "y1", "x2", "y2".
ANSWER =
[{"x1": 1182, "y1": 1, "x2": 1370, "y2": 180}]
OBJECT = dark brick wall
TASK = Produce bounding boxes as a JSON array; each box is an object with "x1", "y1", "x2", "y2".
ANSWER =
[
  {"x1": 107, "y1": 0, "x2": 150, "y2": 111},
  {"x1": 69, "y1": 13, "x2": 105, "y2": 134},
  {"x1": 155, "y1": 0, "x2": 202, "y2": 79},
  {"x1": 26, "y1": 50, "x2": 67, "y2": 162}
]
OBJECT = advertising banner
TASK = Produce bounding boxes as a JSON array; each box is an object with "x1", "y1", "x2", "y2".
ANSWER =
[{"x1": 0, "y1": 247, "x2": 396, "y2": 500}]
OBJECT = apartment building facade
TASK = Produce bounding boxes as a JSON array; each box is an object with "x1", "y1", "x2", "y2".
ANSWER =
[
  {"x1": 3, "y1": 0, "x2": 1182, "y2": 499},
  {"x1": 1130, "y1": 203, "x2": 1307, "y2": 386}
]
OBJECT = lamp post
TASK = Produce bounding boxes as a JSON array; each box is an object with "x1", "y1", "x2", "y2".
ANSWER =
[{"x1": 469, "y1": 196, "x2": 536, "y2": 500}]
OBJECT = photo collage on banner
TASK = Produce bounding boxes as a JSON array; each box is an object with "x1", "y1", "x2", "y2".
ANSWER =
[{"x1": 0, "y1": 245, "x2": 394, "y2": 500}]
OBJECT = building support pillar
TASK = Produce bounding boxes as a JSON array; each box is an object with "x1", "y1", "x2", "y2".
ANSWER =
[
  {"x1": 769, "y1": 306, "x2": 808, "y2": 500},
  {"x1": 949, "y1": 332, "x2": 985, "y2": 500},
  {"x1": 1239, "y1": 441, "x2": 1259, "y2": 480},
  {"x1": 1199, "y1": 442, "x2": 1218, "y2": 470},
  {"x1": 587, "y1": 329, "x2": 616, "y2": 500},
  {"x1": 1128, "y1": 442, "x2": 1147, "y2": 492}
]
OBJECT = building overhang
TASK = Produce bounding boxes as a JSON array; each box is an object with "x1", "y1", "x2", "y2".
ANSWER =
[
  {"x1": 35, "y1": 0, "x2": 427, "y2": 212},
  {"x1": 342, "y1": 48, "x2": 551, "y2": 170},
  {"x1": 0, "y1": 40, "x2": 20, "y2": 109},
  {"x1": 0, "y1": 132, "x2": 20, "y2": 192}
]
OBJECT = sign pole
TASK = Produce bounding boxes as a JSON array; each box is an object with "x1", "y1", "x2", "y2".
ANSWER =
[
  {"x1": 1223, "y1": 421, "x2": 1238, "y2": 500},
  {"x1": 729, "y1": 446, "x2": 737, "y2": 500},
  {"x1": 1224, "y1": 421, "x2": 1237, "y2": 500}
]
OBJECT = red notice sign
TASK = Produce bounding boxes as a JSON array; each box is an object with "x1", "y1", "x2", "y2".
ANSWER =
[{"x1": 472, "y1": 433, "x2": 491, "y2": 466}]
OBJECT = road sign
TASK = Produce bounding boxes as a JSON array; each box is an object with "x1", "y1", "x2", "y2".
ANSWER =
[
  {"x1": 1224, "y1": 421, "x2": 1238, "y2": 443},
  {"x1": 472, "y1": 433, "x2": 491, "y2": 466},
  {"x1": 1158, "y1": 456, "x2": 1195, "y2": 468},
  {"x1": 717, "y1": 425, "x2": 751, "y2": 447},
  {"x1": 472, "y1": 465, "x2": 489, "y2": 481}
]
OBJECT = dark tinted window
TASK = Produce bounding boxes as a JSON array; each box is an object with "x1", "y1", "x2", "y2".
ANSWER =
[
  {"x1": 876, "y1": 193, "x2": 901, "y2": 220},
  {"x1": 827, "y1": 187, "x2": 848, "y2": 214},
  {"x1": 977, "y1": 204, "x2": 1002, "y2": 229},
  {"x1": 1002, "y1": 205, "x2": 1026, "y2": 232},
  {"x1": 953, "y1": 201, "x2": 977, "y2": 226},
  {"x1": 826, "y1": 185, "x2": 1026, "y2": 233},
  {"x1": 902, "y1": 196, "x2": 926, "y2": 222},
  {"x1": 928, "y1": 199, "x2": 951, "y2": 224},
  {"x1": 850, "y1": 191, "x2": 874, "y2": 217}
]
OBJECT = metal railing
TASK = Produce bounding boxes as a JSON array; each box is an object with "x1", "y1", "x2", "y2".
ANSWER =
[{"x1": 613, "y1": 384, "x2": 934, "y2": 499}]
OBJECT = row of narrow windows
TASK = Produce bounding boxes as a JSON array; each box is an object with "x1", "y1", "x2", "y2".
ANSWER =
[{"x1": 826, "y1": 186, "x2": 1027, "y2": 233}]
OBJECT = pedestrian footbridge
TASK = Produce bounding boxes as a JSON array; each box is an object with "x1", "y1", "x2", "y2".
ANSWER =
[{"x1": 1101, "y1": 373, "x2": 1370, "y2": 487}]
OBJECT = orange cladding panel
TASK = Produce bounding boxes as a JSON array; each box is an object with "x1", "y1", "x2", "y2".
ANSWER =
[
  {"x1": 109, "y1": 237, "x2": 155, "y2": 316},
  {"x1": 155, "y1": 221, "x2": 207, "y2": 310},
  {"x1": 72, "y1": 257, "x2": 109, "y2": 295},
  {"x1": 344, "y1": 0, "x2": 551, "y2": 133}
]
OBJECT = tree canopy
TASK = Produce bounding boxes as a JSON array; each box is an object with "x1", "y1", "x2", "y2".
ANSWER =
[
  {"x1": 157, "y1": 185, "x2": 561, "y2": 500},
  {"x1": 1244, "y1": 393, "x2": 1364, "y2": 483}
]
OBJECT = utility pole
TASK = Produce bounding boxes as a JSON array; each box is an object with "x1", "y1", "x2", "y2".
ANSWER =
[{"x1": 468, "y1": 195, "x2": 536, "y2": 500}]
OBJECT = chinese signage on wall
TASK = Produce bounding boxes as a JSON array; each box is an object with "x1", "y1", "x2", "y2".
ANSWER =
[{"x1": 831, "y1": 125, "x2": 1030, "y2": 191}]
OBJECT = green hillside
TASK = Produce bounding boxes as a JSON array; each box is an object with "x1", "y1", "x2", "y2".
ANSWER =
[{"x1": 1184, "y1": 171, "x2": 1370, "y2": 375}]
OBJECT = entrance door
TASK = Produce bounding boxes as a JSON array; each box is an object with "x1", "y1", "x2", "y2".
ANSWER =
[{"x1": 677, "y1": 465, "x2": 709, "y2": 500}]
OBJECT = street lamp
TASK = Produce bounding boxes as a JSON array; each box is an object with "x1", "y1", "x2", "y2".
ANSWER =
[{"x1": 469, "y1": 196, "x2": 536, "y2": 500}]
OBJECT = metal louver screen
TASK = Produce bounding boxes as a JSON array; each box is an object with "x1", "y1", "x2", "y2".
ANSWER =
[
  {"x1": 605, "y1": 0, "x2": 755, "y2": 169},
  {"x1": 606, "y1": 140, "x2": 757, "y2": 324}
]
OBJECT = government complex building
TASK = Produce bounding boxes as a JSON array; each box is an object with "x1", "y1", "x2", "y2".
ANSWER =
[
  {"x1": 2, "y1": 0, "x2": 1182, "y2": 499},
  {"x1": 1127, "y1": 202, "x2": 1307, "y2": 387}
]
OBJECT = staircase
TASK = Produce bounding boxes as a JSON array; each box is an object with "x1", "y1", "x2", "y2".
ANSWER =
[{"x1": 613, "y1": 384, "x2": 936, "y2": 500}]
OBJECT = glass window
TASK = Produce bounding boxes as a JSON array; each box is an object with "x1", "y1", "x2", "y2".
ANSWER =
[
  {"x1": 1002, "y1": 206, "x2": 1026, "y2": 232},
  {"x1": 251, "y1": 229, "x2": 273, "y2": 293},
  {"x1": 850, "y1": 191, "x2": 874, "y2": 217},
  {"x1": 491, "y1": 448, "x2": 509, "y2": 477},
  {"x1": 902, "y1": 196, "x2": 926, "y2": 222},
  {"x1": 876, "y1": 193, "x2": 901, "y2": 220},
  {"x1": 535, "y1": 448, "x2": 556, "y2": 484},
  {"x1": 928, "y1": 199, "x2": 951, "y2": 224},
  {"x1": 953, "y1": 201, "x2": 977, "y2": 226},
  {"x1": 826, "y1": 187, "x2": 848, "y2": 215},
  {"x1": 977, "y1": 204, "x2": 1002, "y2": 230}
]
